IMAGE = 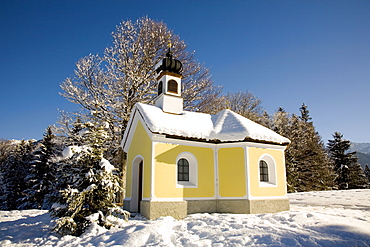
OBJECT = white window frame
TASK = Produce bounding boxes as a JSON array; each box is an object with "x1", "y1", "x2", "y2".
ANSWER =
[
  {"x1": 176, "y1": 152, "x2": 198, "y2": 188},
  {"x1": 258, "y1": 154, "x2": 277, "y2": 187}
]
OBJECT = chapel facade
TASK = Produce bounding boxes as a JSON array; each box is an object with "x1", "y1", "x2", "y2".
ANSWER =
[{"x1": 121, "y1": 50, "x2": 290, "y2": 220}]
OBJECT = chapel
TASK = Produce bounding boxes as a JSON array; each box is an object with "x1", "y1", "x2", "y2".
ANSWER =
[{"x1": 121, "y1": 50, "x2": 291, "y2": 220}]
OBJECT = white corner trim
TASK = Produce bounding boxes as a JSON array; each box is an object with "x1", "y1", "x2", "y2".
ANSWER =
[
  {"x1": 151, "y1": 141, "x2": 156, "y2": 200},
  {"x1": 244, "y1": 146, "x2": 251, "y2": 199},
  {"x1": 214, "y1": 146, "x2": 220, "y2": 199},
  {"x1": 121, "y1": 108, "x2": 153, "y2": 152}
]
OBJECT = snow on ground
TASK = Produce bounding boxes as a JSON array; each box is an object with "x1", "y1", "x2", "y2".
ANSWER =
[{"x1": 1, "y1": 189, "x2": 369, "y2": 246}]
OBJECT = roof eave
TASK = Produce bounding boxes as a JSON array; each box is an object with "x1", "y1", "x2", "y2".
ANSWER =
[{"x1": 161, "y1": 134, "x2": 290, "y2": 146}]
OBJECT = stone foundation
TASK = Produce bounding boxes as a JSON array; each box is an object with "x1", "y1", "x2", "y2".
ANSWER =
[
  {"x1": 186, "y1": 200, "x2": 217, "y2": 214},
  {"x1": 216, "y1": 200, "x2": 251, "y2": 214},
  {"x1": 249, "y1": 198, "x2": 290, "y2": 214},
  {"x1": 124, "y1": 198, "x2": 290, "y2": 220},
  {"x1": 141, "y1": 200, "x2": 188, "y2": 220}
]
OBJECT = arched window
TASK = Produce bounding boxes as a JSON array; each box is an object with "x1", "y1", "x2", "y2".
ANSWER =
[
  {"x1": 176, "y1": 152, "x2": 198, "y2": 188},
  {"x1": 168, "y1": 80, "x2": 178, "y2": 94},
  {"x1": 177, "y1": 158, "x2": 189, "y2": 181},
  {"x1": 259, "y1": 160, "x2": 269, "y2": 182},
  {"x1": 258, "y1": 154, "x2": 277, "y2": 186},
  {"x1": 158, "y1": 81, "x2": 163, "y2": 95}
]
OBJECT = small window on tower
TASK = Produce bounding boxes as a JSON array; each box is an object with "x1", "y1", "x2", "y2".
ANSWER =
[
  {"x1": 168, "y1": 80, "x2": 178, "y2": 94},
  {"x1": 158, "y1": 81, "x2": 163, "y2": 95}
]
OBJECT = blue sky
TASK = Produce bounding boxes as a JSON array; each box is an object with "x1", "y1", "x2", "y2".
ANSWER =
[{"x1": 1, "y1": 0, "x2": 370, "y2": 143}]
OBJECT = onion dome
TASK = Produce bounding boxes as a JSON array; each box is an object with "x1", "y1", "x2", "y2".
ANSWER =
[{"x1": 156, "y1": 49, "x2": 182, "y2": 75}]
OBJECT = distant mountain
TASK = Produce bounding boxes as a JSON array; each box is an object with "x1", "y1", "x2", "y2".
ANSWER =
[
  {"x1": 349, "y1": 143, "x2": 370, "y2": 170},
  {"x1": 350, "y1": 142, "x2": 370, "y2": 155},
  {"x1": 355, "y1": 152, "x2": 370, "y2": 170}
]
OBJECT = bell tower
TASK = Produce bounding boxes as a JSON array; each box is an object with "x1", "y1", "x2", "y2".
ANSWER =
[{"x1": 154, "y1": 49, "x2": 183, "y2": 114}]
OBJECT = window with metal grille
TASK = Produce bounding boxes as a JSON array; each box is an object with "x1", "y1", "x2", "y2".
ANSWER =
[
  {"x1": 177, "y1": 158, "x2": 189, "y2": 181},
  {"x1": 259, "y1": 160, "x2": 269, "y2": 182},
  {"x1": 168, "y1": 80, "x2": 178, "y2": 94}
]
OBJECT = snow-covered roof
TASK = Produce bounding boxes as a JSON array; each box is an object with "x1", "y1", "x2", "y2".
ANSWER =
[{"x1": 123, "y1": 103, "x2": 290, "y2": 146}]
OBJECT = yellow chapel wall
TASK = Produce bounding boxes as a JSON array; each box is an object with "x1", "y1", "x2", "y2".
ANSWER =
[
  {"x1": 248, "y1": 147, "x2": 287, "y2": 197},
  {"x1": 125, "y1": 120, "x2": 152, "y2": 199},
  {"x1": 217, "y1": 147, "x2": 246, "y2": 198},
  {"x1": 154, "y1": 143, "x2": 215, "y2": 199}
]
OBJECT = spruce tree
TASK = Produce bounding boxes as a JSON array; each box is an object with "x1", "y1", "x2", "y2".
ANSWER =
[
  {"x1": 273, "y1": 105, "x2": 335, "y2": 192},
  {"x1": 50, "y1": 120, "x2": 122, "y2": 236},
  {"x1": 364, "y1": 165, "x2": 370, "y2": 186},
  {"x1": 327, "y1": 132, "x2": 367, "y2": 189},
  {"x1": 348, "y1": 162, "x2": 369, "y2": 189},
  {"x1": 19, "y1": 126, "x2": 57, "y2": 209},
  {"x1": 1, "y1": 140, "x2": 34, "y2": 209},
  {"x1": 295, "y1": 105, "x2": 334, "y2": 191},
  {"x1": 273, "y1": 108, "x2": 298, "y2": 192}
]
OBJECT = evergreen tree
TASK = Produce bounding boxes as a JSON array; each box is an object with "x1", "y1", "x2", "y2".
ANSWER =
[
  {"x1": 327, "y1": 132, "x2": 367, "y2": 189},
  {"x1": 364, "y1": 165, "x2": 370, "y2": 186},
  {"x1": 1, "y1": 140, "x2": 34, "y2": 209},
  {"x1": 0, "y1": 139, "x2": 13, "y2": 202},
  {"x1": 260, "y1": 110, "x2": 274, "y2": 129},
  {"x1": 273, "y1": 105, "x2": 335, "y2": 192},
  {"x1": 299, "y1": 103, "x2": 312, "y2": 122},
  {"x1": 50, "y1": 120, "x2": 122, "y2": 236},
  {"x1": 296, "y1": 105, "x2": 334, "y2": 191},
  {"x1": 348, "y1": 162, "x2": 369, "y2": 189},
  {"x1": 272, "y1": 108, "x2": 298, "y2": 192},
  {"x1": 19, "y1": 126, "x2": 57, "y2": 209}
]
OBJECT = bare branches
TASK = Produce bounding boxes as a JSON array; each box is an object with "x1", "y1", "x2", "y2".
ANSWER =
[{"x1": 59, "y1": 17, "x2": 221, "y2": 156}]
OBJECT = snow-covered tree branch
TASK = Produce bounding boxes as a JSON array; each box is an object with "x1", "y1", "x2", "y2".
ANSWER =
[{"x1": 60, "y1": 17, "x2": 221, "y2": 160}]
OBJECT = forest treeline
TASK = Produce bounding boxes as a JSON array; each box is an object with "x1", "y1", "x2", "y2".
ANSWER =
[{"x1": 0, "y1": 17, "x2": 369, "y2": 235}]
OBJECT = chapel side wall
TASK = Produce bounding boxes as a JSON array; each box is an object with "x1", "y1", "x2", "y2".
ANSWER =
[
  {"x1": 217, "y1": 147, "x2": 246, "y2": 198},
  {"x1": 154, "y1": 143, "x2": 215, "y2": 199},
  {"x1": 248, "y1": 147, "x2": 287, "y2": 197},
  {"x1": 125, "y1": 120, "x2": 152, "y2": 199}
]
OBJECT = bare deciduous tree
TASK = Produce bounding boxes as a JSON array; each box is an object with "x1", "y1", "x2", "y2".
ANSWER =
[{"x1": 60, "y1": 17, "x2": 221, "y2": 161}]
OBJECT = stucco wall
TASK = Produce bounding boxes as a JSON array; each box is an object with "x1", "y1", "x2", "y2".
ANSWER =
[
  {"x1": 248, "y1": 147, "x2": 287, "y2": 197},
  {"x1": 154, "y1": 143, "x2": 215, "y2": 198},
  {"x1": 125, "y1": 120, "x2": 152, "y2": 199},
  {"x1": 218, "y1": 147, "x2": 246, "y2": 198}
]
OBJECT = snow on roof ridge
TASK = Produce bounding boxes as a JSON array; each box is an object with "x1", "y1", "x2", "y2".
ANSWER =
[
  {"x1": 210, "y1": 109, "x2": 251, "y2": 140},
  {"x1": 132, "y1": 103, "x2": 290, "y2": 145}
]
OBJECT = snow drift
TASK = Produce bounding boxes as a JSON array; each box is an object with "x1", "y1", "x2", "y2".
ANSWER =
[{"x1": 1, "y1": 189, "x2": 369, "y2": 246}]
